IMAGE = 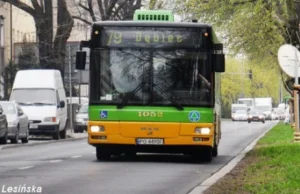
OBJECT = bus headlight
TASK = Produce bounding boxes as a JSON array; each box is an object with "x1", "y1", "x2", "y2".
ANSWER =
[
  {"x1": 195, "y1": 127, "x2": 210, "y2": 134},
  {"x1": 90, "y1": 126, "x2": 105, "y2": 132}
]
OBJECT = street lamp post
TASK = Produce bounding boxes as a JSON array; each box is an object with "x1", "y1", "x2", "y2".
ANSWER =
[{"x1": 68, "y1": 45, "x2": 73, "y2": 134}]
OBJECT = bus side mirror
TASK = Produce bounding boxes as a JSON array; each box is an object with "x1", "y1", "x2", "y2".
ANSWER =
[
  {"x1": 214, "y1": 54, "x2": 225, "y2": 72},
  {"x1": 76, "y1": 51, "x2": 86, "y2": 70}
]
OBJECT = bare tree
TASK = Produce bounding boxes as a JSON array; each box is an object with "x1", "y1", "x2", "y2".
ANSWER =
[
  {"x1": 73, "y1": 0, "x2": 142, "y2": 25},
  {"x1": 0, "y1": 0, "x2": 74, "y2": 78}
]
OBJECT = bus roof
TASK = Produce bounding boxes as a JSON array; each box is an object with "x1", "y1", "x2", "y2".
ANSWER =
[{"x1": 92, "y1": 21, "x2": 212, "y2": 28}]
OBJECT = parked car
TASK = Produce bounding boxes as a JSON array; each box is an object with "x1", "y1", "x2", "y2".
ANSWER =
[
  {"x1": 0, "y1": 104, "x2": 8, "y2": 144},
  {"x1": 74, "y1": 104, "x2": 88, "y2": 133},
  {"x1": 232, "y1": 110, "x2": 248, "y2": 121},
  {"x1": 0, "y1": 101, "x2": 29, "y2": 143},
  {"x1": 248, "y1": 109, "x2": 265, "y2": 123}
]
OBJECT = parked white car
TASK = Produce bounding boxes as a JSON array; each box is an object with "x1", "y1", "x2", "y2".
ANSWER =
[{"x1": 0, "y1": 101, "x2": 29, "y2": 143}]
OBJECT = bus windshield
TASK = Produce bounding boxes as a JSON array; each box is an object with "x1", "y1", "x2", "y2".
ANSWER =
[{"x1": 90, "y1": 49, "x2": 212, "y2": 106}]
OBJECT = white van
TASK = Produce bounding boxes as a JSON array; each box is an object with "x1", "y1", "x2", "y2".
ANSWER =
[{"x1": 9, "y1": 70, "x2": 67, "y2": 140}]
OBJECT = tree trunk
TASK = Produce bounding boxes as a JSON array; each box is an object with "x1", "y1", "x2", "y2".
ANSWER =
[
  {"x1": 34, "y1": 0, "x2": 53, "y2": 68},
  {"x1": 53, "y1": 0, "x2": 74, "y2": 80}
]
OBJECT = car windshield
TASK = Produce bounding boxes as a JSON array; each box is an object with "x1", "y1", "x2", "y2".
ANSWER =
[
  {"x1": 256, "y1": 106, "x2": 270, "y2": 111},
  {"x1": 249, "y1": 110, "x2": 261, "y2": 114},
  {"x1": 0, "y1": 103, "x2": 16, "y2": 114},
  {"x1": 236, "y1": 110, "x2": 246, "y2": 114},
  {"x1": 10, "y1": 89, "x2": 56, "y2": 105},
  {"x1": 92, "y1": 49, "x2": 212, "y2": 107},
  {"x1": 238, "y1": 100, "x2": 253, "y2": 106},
  {"x1": 78, "y1": 104, "x2": 88, "y2": 113},
  {"x1": 232, "y1": 107, "x2": 247, "y2": 113}
]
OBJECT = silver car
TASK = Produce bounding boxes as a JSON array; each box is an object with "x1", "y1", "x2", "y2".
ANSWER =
[
  {"x1": 74, "y1": 104, "x2": 88, "y2": 133},
  {"x1": 0, "y1": 101, "x2": 29, "y2": 143}
]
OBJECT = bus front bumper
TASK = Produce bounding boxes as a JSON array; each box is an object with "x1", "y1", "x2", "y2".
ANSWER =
[{"x1": 87, "y1": 121, "x2": 214, "y2": 148}]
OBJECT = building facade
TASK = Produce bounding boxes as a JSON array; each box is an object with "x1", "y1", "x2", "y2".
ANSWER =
[{"x1": 0, "y1": 0, "x2": 90, "y2": 74}]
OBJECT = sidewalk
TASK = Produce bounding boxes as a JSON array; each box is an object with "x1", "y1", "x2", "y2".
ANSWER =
[
  {"x1": 0, "y1": 128, "x2": 87, "y2": 150},
  {"x1": 66, "y1": 128, "x2": 88, "y2": 139}
]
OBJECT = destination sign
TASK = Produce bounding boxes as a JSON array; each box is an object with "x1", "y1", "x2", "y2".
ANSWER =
[{"x1": 99, "y1": 27, "x2": 204, "y2": 48}]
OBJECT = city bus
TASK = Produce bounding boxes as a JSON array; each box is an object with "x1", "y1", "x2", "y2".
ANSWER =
[{"x1": 75, "y1": 10, "x2": 225, "y2": 162}]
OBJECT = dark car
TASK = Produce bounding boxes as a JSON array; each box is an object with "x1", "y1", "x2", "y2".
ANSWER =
[
  {"x1": 0, "y1": 105, "x2": 8, "y2": 144},
  {"x1": 248, "y1": 109, "x2": 265, "y2": 123}
]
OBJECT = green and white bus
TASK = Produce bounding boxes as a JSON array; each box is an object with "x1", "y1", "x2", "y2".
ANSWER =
[{"x1": 76, "y1": 10, "x2": 225, "y2": 162}]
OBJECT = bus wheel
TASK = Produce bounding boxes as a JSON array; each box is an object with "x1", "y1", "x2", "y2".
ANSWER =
[
  {"x1": 212, "y1": 143, "x2": 218, "y2": 157},
  {"x1": 202, "y1": 147, "x2": 213, "y2": 162},
  {"x1": 96, "y1": 147, "x2": 111, "y2": 161},
  {"x1": 192, "y1": 147, "x2": 212, "y2": 163}
]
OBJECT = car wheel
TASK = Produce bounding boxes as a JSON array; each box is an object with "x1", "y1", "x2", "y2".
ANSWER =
[
  {"x1": 11, "y1": 125, "x2": 19, "y2": 144},
  {"x1": 0, "y1": 131, "x2": 7, "y2": 145},
  {"x1": 21, "y1": 127, "x2": 29, "y2": 143},
  {"x1": 53, "y1": 125, "x2": 60, "y2": 140},
  {"x1": 59, "y1": 123, "x2": 67, "y2": 139}
]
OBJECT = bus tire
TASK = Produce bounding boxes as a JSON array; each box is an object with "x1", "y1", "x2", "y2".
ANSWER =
[
  {"x1": 96, "y1": 147, "x2": 111, "y2": 161},
  {"x1": 202, "y1": 147, "x2": 213, "y2": 162},
  {"x1": 192, "y1": 147, "x2": 212, "y2": 163},
  {"x1": 212, "y1": 144, "x2": 218, "y2": 157}
]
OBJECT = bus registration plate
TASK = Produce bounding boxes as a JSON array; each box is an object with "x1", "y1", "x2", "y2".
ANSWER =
[{"x1": 136, "y1": 138, "x2": 163, "y2": 145}]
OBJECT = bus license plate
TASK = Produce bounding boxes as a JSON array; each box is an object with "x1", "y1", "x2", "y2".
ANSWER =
[{"x1": 136, "y1": 138, "x2": 163, "y2": 145}]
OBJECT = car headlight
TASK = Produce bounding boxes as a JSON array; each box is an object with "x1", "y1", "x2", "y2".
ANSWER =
[
  {"x1": 44, "y1": 117, "x2": 56, "y2": 122},
  {"x1": 194, "y1": 127, "x2": 210, "y2": 134},
  {"x1": 90, "y1": 126, "x2": 105, "y2": 132}
]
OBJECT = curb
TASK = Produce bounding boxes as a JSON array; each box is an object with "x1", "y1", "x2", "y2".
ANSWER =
[
  {"x1": 188, "y1": 123, "x2": 276, "y2": 194},
  {"x1": 1, "y1": 136, "x2": 87, "y2": 150}
]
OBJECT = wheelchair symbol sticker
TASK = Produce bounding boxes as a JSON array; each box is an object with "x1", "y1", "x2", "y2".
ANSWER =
[{"x1": 100, "y1": 110, "x2": 108, "y2": 119}]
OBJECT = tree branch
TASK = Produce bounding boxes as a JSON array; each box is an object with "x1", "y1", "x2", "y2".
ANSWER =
[
  {"x1": 87, "y1": 0, "x2": 97, "y2": 22},
  {"x1": 0, "y1": 0, "x2": 36, "y2": 17},
  {"x1": 72, "y1": 16, "x2": 92, "y2": 25},
  {"x1": 97, "y1": 0, "x2": 106, "y2": 20},
  {"x1": 31, "y1": 0, "x2": 41, "y2": 12},
  {"x1": 79, "y1": 2, "x2": 89, "y2": 12}
]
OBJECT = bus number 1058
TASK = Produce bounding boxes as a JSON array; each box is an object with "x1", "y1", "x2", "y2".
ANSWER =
[{"x1": 138, "y1": 111, "x2": 163, "y2": 117}]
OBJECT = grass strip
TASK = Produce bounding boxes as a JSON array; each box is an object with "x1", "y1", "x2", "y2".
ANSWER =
[{"x1": 204, "y1": 122, "x2": 300, "y2": 194}]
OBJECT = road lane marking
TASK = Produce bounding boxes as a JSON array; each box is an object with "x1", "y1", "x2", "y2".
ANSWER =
[
  {"x1": 18, "y1": 166, "x2": 34, "y2": 170},
  {"x1": 71, "y1": 155, "x2": 82, "y2": 158},
  {"x1": 49, "y1": 160, "x2": 63, "y2": 163}
]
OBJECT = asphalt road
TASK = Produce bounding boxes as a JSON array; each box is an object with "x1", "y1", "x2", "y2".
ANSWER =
[{"x1": 0, "y1": 120, "x2": 277, "y2": 194}]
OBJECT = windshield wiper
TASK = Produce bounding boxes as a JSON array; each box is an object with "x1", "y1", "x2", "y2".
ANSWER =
[
  {"x1": 33, "y1": 102, "x2": 55, "y2": 105},
  {"x1": 153, "y1": 84, "x2": 184, "y2": 111},
  {"x1": 18, "y1": 102, "x2": 34, "y2": 105},
  {"x1": 117, "y1": 81, "x2": 146, "y2": 109}
]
